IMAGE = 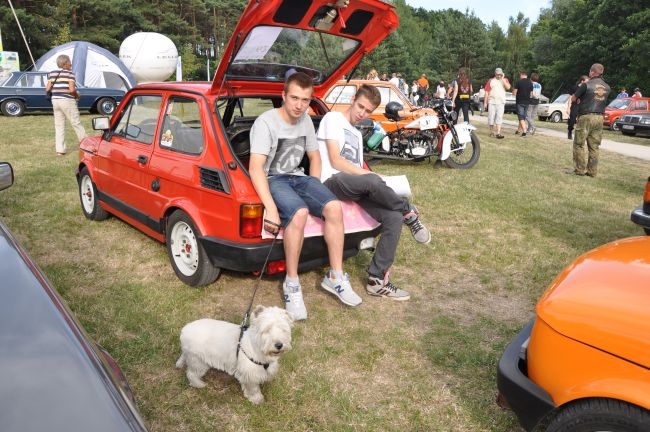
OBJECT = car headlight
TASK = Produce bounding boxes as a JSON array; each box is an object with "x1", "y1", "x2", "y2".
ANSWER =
[{"x1": 640, "y1": 118, "x2": 650, "y2": 125}]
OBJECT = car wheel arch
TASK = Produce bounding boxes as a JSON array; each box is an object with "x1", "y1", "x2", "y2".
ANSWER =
[
  {"x1": 550, "y1": 379, "x2": 650, "y2": 414},
  {"x1": 94, "y1": 97, "x2": 117, "y2": 116},
  {"x1": 162, "y1": 202, "x2": 212, "y2": 242},
  {"x1": 550, "y1": 111, "x2": 562, "y2": 122},
  {"x1": 1, "y1": 98, "x2": 27, "y2": 116},
  {"x1": 543, "y1": 397, "x2": 650, "y2": 432}
]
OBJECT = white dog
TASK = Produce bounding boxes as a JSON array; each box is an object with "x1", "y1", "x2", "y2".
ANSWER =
[{"x1": 176, "y1": 305, "x2": 293, "y2": 404}]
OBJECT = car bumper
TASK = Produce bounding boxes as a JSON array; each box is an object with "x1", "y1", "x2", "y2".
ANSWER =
[
  {"x1": 619, "y1": 124, "x2": 650, "y2": 135},
  {"x1": 497, "y1": 319, "x2": 556, "y2": 431},
  {"x1": 631, "y1": 206, "x2": 650, "y2": 230},
  {"x1": 200, "y1": 226, "x2": 381, "y2": 273}
]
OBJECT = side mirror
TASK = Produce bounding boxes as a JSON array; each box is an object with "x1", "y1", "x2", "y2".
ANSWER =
[
  {"x1": 0, "y1": 162, "x2": 14, "y2": 192},
  {"x1": 92, "y1": 117, "x2": 111, "y2": 130}
]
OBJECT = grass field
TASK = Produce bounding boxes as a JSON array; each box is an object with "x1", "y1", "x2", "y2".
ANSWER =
[{"x1": 0, "y1": 113, "x2": 647, "y2": 431}]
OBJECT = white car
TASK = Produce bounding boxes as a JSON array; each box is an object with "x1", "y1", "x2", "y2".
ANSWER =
[{"x1": 538, "y1": 93, "x2": 570, "y2": 123}]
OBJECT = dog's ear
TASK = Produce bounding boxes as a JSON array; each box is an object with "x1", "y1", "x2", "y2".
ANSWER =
[
  {"x1": 282, "y1": 309, "x2": 295, "y2": 326},
  {"x1": 252, "y1": 304, "x2": 265, "y2": 319}
]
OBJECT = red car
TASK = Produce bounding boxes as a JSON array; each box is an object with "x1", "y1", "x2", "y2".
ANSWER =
[
  {"x1": 603, "y1": 97, "x2": 650, "y2": 130},
  {"x1": 76, "y1": 0, "x2": 396, "y2": 286}
]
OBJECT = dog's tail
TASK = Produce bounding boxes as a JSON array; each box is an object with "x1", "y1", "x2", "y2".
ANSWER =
[{"x1": 175, "y1": 353, "x2": 186, "y2": 369}]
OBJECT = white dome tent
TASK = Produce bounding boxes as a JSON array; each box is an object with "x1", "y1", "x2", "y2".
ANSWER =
[{"x1": 34, "y1": 41, "x2": 136, "y2": 91}]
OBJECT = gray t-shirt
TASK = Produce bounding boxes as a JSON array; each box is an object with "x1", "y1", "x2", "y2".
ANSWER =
[{"x1": 249, "y1": 109, "x2": 317, "y2": 176}]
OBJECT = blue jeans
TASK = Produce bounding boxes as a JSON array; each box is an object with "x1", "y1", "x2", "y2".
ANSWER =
[
  {"x1": 268, "y1": 174, "x2": 337, "y2": 226},
  {"x1": 516, "y1": 103, "x2": 529, "y2": 121}
]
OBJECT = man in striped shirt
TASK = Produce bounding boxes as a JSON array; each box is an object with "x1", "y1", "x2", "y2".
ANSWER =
[{"x1": 45, "y1": 55, "x2": 86, "y2": 155}]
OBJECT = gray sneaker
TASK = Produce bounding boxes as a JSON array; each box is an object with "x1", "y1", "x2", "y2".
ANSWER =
[
  {"x1": 283, "y1": 280, "x2": 307, "y2": 320},
  {"x1": 403, "y1": 205, "x2": 431, "y2": 244},
  {"x1": 366, "y1": 273, "x2": 410, "y2": 301},
  {"x1": 320, "y1": 271, "x2": 362, "y2": 307}
]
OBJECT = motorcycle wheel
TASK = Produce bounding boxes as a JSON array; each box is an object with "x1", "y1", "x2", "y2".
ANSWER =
[{"x1": 444, "y1": 131, "x2": 480, "y2": 169}]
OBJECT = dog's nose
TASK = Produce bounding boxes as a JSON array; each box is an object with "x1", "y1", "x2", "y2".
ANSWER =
[{"x1": 275, "y1": 342, "x2": 283, "y2": 350}]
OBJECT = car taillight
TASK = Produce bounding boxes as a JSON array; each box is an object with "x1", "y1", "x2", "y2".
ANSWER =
[
  {"x1": 643, "y1": 177, "x2": 650, "y2": 204},
  {"x1": 240, "y1": 204, "x2": 263, "y2": 238}
]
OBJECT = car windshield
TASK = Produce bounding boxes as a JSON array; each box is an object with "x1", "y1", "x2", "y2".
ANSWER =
[
  {"x1": 227, "y1": 25, "x2": 360, "y2": 84},
  {"x1": 553, "y1": 94, "x2": 570, "y2": 104},
  {"x1": 608, "y1": 98, "x2": 630, "y2": 109}
]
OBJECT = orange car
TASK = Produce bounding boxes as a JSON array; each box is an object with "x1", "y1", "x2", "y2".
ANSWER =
[
  {"x1": 603, "y1": 97, "x2": 650, "y2": 131},
  {"x1": 498, "y1": 236, "x2": 650, "y2": 431},
  {"x1": 323, "y1": 79, "x2": 436, "y2": 131}
]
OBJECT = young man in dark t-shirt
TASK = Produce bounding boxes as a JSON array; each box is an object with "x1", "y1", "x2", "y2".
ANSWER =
[{"x1": 513, "y1": 71, "x2": 533, "y2": 137}]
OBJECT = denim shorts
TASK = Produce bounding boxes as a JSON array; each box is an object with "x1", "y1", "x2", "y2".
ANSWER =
[
  {"x1": 268, "y1": 174, "x2": 337, "y2": 226},
  {"x1": 516, "y1": 103, "x2": 529, "y2": 120}
]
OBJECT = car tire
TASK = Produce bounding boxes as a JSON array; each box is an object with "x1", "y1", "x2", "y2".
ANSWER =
[
  {"x1": 546, "y1": 399, "x2": 650, "y2": 432},
  {"x1": 1, "y1": 99, "x2": 25, "y2": 117},
  {"x1": 550, "y1": 111, "x2": 562, "y2": 123},
  {"x1": 96, "y1": 98, "x2": 117, "y2": 116},
  {"x1": 78, "y1": 167, "x2": 109, "y2": 221},
  {"x1": 610, "y1": 121, "x2": 620, "y2": 131},
  {"x1": 538, "y1": 116, "x2": 545, "y2": 122},
  {"x1": 644, "y1": 227, "x2": 650, "y2": 236},
  {"x1": 166, "y1": 210, "x2": 220, "y2": 287}
]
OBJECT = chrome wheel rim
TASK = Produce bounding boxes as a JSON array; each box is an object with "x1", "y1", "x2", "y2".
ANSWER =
[
  {"x1": 170, "y1": 221, "x2": 198, "y2": 276},
  {"x1": 80, "y1": 175, "x2": 95, "y2": 214}
]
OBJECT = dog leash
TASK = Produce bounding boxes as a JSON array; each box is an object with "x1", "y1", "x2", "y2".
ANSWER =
[{"x1": 235, "y1": 219, "x2": 282, "y2": 367}]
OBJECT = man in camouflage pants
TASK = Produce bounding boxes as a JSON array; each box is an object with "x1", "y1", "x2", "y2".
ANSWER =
[{"x1": 569, "y1": 63, "x2": 611, "y2": 177}]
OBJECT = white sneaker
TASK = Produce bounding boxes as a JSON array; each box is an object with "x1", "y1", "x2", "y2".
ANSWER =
[
  {"x1": 283, "y1": 280, "x2": 307, "y2": 320},
  {"x1": 320, "y1": 271, "x2": 362, "y2": 307},
  {"x1": 366, "y1": 272, "x2": 410, "y2": 301},
  {"x1": 403, "y1": 205, "x2": 431, "y2": 244}
]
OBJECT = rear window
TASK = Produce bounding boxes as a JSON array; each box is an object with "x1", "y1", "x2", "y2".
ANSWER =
[{"x1": 227, "y1": 26, "x2": 359, "y2": 84}]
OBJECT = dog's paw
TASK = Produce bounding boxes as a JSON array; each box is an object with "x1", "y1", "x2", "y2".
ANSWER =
[
  {"x1": 247, "y1": 393, "x2": 265, "y2": 405},
  {"x1": 188, "y1": 379, "x2": 207, "y2": 388}
]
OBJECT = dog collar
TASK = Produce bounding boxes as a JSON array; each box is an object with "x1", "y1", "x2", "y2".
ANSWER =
[{"x1": 237, "y1": 342, "x2": 270, "y2": 370}]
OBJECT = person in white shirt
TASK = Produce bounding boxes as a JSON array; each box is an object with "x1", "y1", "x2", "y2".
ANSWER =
[
  {"x1": 483, "y1": 67, "x2": 511, "y2": 138},
  {"x1": 389, "y1": 72, "x2": 400, "y2": 89},
  {"x1": 435, "y1": 81, "x2": 447, "y2": 99},
  {"x1": 316, "y1": 84, "x2": 431, "y2": 300}
]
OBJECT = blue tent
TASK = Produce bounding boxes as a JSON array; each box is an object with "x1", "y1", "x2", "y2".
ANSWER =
[{"x1": 35, "y1": 41, "x2": 136, "y2": 90}]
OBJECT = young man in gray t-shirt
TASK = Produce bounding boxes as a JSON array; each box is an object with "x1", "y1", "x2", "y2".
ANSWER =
[{"x1": 249, "y1": 72, "x2": 362, "y2": 320}]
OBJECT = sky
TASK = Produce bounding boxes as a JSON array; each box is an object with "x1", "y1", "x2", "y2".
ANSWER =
[{"x1": 404, "y1": 0, "x2": 552, "y2": 30}]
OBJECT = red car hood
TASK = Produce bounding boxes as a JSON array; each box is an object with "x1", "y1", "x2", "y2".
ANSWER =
[
  {"x1": 210, "y1": 0, "x2": 398, "y2": 98},
  {"x1": 536, "y1": 236, "x2": 650, "y2": 368}
]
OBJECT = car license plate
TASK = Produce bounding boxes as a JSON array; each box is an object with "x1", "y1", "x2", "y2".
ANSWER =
[{"x1": 622, "y1": 125, "x2": 634, "y2": 130}]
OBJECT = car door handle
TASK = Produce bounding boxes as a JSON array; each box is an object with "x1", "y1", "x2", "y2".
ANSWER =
[{"x1": 137, "y1": 155, "x2": 148, "y2": 164}]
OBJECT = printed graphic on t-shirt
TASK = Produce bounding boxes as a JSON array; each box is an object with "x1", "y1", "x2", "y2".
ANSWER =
[
  {"x1": 270, "y1": 136, "x2": 306, "y2": 174},
  {"x1": 340, "y1": 129, "x2": 362, "y2": 167}
]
